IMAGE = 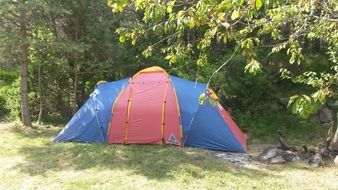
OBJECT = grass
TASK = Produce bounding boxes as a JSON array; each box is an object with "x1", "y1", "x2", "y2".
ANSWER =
[
  {"x1": 0, "y1": 122, "x2": 338, "y2": 190},
  {"x1": 236, "y1": 108, "x2": 327, "y2": 147}
]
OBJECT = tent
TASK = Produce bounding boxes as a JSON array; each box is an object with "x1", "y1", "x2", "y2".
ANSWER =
[{"x1": 54, "y1": 66, "x2": 247, "y2": 152}]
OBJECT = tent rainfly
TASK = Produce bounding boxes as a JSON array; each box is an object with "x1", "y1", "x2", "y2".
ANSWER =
[{"x1": 54, "y1": 66, "x2": 247, "y2": 152}]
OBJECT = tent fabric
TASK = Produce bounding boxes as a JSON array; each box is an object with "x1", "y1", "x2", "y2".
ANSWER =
[
  {"x1": 108, "y1": 71, "x2": 182, "y2": 145},
  {"x1": 54, "y1": 78, "x2": 130, "y2": 143},
  {"x1": 217, "y1": 105, "x2": 247, "y2": 150},
  {"x1": 170, "y1": 76, "x2": 246, "y2": 152},
  {"x1": 54, "y1": 66, "x2": 247, "y2": 152}
]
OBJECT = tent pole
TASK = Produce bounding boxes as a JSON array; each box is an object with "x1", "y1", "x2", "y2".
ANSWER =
[
  {"x1": 182, "y1": 103, "x2": 201, "y2": 146},
  {"x1": 94, "y1": 97, "x2": 105, "y2": 142}
]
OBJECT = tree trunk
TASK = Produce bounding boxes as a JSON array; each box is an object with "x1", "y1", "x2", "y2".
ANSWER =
[
  {"x1": 333, "y1": 126, "x2": 338, "y2": 147},
  {"x1": 37, "y1": 61, "x2": 43, "y2": 124},
  {"x1": 19, "y1": 0, "x2": 31, "y2": 127},
  {"x1": 332, "y1": 114, "x2": 338, "y2": 150},
  {"x1": 68, "y1": 71, "x2": 72, "y2": 114},
  {"x1": 72, "y1": 67, "x2": 78, "y2": 115},
  {"x1": 72, "y1": 16, "x2": 79, "y2": 115}
]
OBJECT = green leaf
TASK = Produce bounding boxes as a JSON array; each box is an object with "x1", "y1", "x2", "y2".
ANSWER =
[
  {"x1": 256, "y1": 0, "x2": 263, "y2": 10},
  {"x1": 142, "y1": 46, "x2": 153, "y2": 58},
  {"x1": 135, "y1": 0, "x2": 146, "y2": 10},
  {"x1": 199, "y1": 93, "x2": 206, "y2": 105},
  {"x1": 288, "y1": 95, "x2": 319, "y2": 119},
  {"x1": 111, "y1": 0, "x2": 129, "y2": 12},
  {"x1": 244, "y1": 58, "x2": 262, "y2": 75},
  {"x1": 289, "y1": 55, "x2": 295, "y2": 64},
  {"x1": 223, "y1": 36, "x2": 228, "y2": 44},
  {"x1": 188, "y1": 18, "x2": 195, "y2": 29},
  {"x1": 231, "y1": 10, "x2": 240, "y2": 20},
  {"x1": 131, "y1": 32, "x2": 137, "y2": 45},
  {"x1": 119, "y1": 35, "x2": 126, "y2": 43},
  {"x1": 166, "y1": 1, "x2": 175, "y2": 13},
  {"x1": 197, "y1": 54, "x2": 208, "y2": 66}
]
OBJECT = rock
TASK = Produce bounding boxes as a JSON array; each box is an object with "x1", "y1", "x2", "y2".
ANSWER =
[
  {"x1": 258, "y1": 147, "x2": 279, "y2": 161},
  {"x1": 319, "y1": 107, "x2": 333, "y2": 123},
  {"x1": 327, "y1": 100, "x2": 338, "y2": 109},
  {"x1": 308, "y1": 153, "x2": 323, "y2": 167},
  {"x1": 334, "y1": 155, "x2": 338, "y2": 167},
  {"x1": 331, "y1": 142, "x2": 338, "y2": 151},
  {"x1": 310, "y1": 114, "x2": 321, "y2": 124},
  {"x1": 271, "y1": 102, "x2": 282, "y2": 110},
  {"x1": 321, "y1": 121, "x2": 334, "y2": 128},
  {"x1": 278, "y1": 98, "x2": 289, "y2": 106},
  {"x1": 282, "y1": 153, "x2": 300, "y2": 162},
  {"x1": 269, "y1": 156, "x2": 286, "y2": 164}
]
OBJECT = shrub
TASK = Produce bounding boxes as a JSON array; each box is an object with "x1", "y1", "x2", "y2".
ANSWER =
[{"x1": 0, "y1": 69, "x2": 20, "y2": 119}]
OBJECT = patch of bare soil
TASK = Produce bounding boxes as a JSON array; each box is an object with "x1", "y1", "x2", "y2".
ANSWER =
[{"x1": 214, "y1": 144, "x2": 272, "y2": 167}]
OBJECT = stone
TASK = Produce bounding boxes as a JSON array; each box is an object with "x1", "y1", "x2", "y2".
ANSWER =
[
  {"x1": 270, "y1": 156, "x2": 286, "y2": 164},
  {"x1": 327, "y1": 100, "x2": 338, "y2": 109},
  {"x1": 310, "y1": 114, "x2": 321, "y2": 125},
  {"x1": 282, "y1": 153, "x2": 300, "y2": 162},
  {"x1": 308, "y1": 153, "x2": 323, "y2": 167},
  {"x1": 278, "y1": 98, "x2": 289, "y2": 106},
  {"x1": 258, "y1": 147, "x2": 279, "y2": 161},
  {"x1": 271, "y1": 102, "x2": 282, "y2": 110},
  {"x1": 334, "y1": 155, "x2": 338, "y2": 167},
  {"x1": 321, "y1": 121, "x2": 334, "y2": 128},
  {"x1": 319, "y1": 107, "x2": 333, "y2": 123}
]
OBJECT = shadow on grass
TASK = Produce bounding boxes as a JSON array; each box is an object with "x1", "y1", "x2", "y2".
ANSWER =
[{"x1": 12, "y1": 127, "x2": 275, "y2": 181}]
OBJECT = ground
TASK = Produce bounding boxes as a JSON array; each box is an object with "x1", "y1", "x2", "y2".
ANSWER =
[{"x1": 0, "y1": 122, "x2": 338, "y2": 190}]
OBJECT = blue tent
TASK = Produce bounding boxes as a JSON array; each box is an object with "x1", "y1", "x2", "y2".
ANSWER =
[{"x1": 54, "y1": 67, "x2": 247, "y2": 152}]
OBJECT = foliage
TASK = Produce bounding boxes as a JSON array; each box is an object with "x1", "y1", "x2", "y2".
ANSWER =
[
  {"x1": 108, "y1": 0, "x2": 338, "y2": 118},
  {"x1": 0, "y1": 0, "x2": 336, "y2": 144},
  {"x1": 0, "y1": 0, "x2": 162, "y2": 122},
  {"x1": 0, "y1": 95, "x2": 6, "y2": 116},
  {"x1": 0, "y1": 79, "x2": 21, "y2": 119},
  {"x1": 236, "y1": 108, "x2": 323, "y2": 144},
  {"x1": 0, "y1": 69, "x2": 20, "y2": 117}
]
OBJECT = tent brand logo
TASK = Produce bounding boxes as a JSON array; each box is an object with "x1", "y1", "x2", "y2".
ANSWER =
[{"x1": 168, "y1": 133, "x2": 177, "y2": 144}]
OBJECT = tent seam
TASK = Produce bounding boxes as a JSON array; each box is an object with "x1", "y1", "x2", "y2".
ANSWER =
[
  {"x1": 169, "y1": 76, "x2": 183, "y2": 142},
  {"x1": 106, "y1": 79, "x2": 130, "y2": 143},
  {"x1": 161, "y1": 79, "x2": 169, "y2": 143},
  {"x1": 124, "y1": 81, "x2": 134, "y2": 143}
]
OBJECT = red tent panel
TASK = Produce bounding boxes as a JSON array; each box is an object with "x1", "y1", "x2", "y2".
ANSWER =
[
  {"x1": 217, "y1": 105, "x2": 247, "y2": 150},
  {"x1": 107, "y1": 83, "x2": 132, "y2": 144},
  {"x1": 126, "y1": 73, "x2": 167, "y2": 144},
  {"x1": 163, "y1": 82, "x2": 182, "y2": 145},
  {"x1": 108, "y1": 70, "x2": 182, "y2": 145}
]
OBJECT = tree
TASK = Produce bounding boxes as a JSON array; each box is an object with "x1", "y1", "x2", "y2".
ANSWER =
[
  {"x1": 0, "y1": 0, "x2": 33, "y2": 126},
  {"x1": 107, "y1": 0, "x2": 337, "y2": 144},
  {"x1": 1, "y1": 0, "x2": 134, "y2": 124},
  {"x1": 18, "y1": 0, "x2": 31, "y2": 126}
]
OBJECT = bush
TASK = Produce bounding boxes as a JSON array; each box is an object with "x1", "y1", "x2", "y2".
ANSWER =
[
  {"x1": 0, "y1": 95, "x2": 8, "y2": 116},
  {"x1": 0, "y1": 69, "x2": 20, "y2": 119},
  {"x1": 1, "y1": 79, "x2": 21, "y2": 119}
]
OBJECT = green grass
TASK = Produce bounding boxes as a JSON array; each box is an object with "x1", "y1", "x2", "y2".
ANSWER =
[
  {"x1": 0, "y1": 122, "x2": 338, "y2": 190},
  {"x1": 236, "y1": 108, "x2": 327, "y2": 146}
]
